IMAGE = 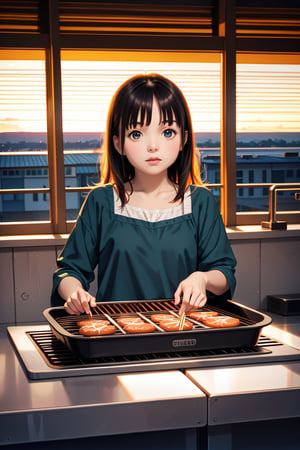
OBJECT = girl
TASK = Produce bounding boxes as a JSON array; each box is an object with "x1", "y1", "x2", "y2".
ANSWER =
[{"x1": 51, "y1": 73, "x2": 236, "y2": 316}]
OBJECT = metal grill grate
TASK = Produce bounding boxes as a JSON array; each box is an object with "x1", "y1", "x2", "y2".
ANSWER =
[
  {"x1": 54, "y1": 300, "x2": 254, "y2": 337},
  {"x1": 42, "y1": 299, "x2": 272, "y2": 360},
  {"x1": 27, "y1": 330, "x2": 273, "y2": 370},
  {"x1": 94, "y1": 299, "x2": 178, "y2": 315}
]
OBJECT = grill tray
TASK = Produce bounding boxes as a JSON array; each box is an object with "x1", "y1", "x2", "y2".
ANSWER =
[{"x1": 43, "y1": 297, "x2": 272, "y2": 359}]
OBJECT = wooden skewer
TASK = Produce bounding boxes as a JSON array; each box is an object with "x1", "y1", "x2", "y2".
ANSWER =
[{"x1": 178, "y1": 312, "x2": 186, "y2": 331}]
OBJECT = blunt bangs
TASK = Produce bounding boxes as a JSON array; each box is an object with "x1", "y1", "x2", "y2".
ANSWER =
[{"x1": 114, "y1": 75, "x2": 187, "y2": 150}]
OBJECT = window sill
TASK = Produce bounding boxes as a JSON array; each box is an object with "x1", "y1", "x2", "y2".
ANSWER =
[
  {"x1": 226, "y1": 224, "x2": 300, "y2": 240},
  {"x1": 0, "y1": 234, "x2": 69, "y2": 248},
  {"x1": 0, "y1": 225, "x2": 300, "y2": 248}
]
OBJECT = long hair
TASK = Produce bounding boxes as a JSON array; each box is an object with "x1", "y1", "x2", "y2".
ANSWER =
[{"x1": 100, "y1": 73, "x2": 203, "y2": 206}]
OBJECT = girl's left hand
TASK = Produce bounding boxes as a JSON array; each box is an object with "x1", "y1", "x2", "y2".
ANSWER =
[{"x1": 174, "y1": 271, "x2": 208, "y2": 315}]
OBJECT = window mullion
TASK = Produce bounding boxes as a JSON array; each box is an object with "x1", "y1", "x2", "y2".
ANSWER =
[
  {"x1": 219, "y1": 0, "x2": 237, "y2": 226},
  {"x1": 46, "y1": 0, "x2": 66, "y2": 234}
]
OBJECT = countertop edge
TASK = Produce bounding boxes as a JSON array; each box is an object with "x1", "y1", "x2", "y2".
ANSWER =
[{"x1": 0, "y1": 225, "x2": 300, "y2": 248}]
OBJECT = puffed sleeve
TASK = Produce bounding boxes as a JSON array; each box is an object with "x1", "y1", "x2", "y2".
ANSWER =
[
  {"x1": 192, "y1": 187, "x2": 236, "y2": 298},
  {"x1": 51, "y1": 188, "x2": 103, "y2": 306}
]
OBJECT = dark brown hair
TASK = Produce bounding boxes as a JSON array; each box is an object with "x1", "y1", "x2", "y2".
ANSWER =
[{"x1": 100, "y1": 73, "x2": 203, "y2": 205}]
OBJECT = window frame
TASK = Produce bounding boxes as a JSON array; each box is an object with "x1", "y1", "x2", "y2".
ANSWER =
[{"x1": 0, "y1": 0, "x2": 299, "y2": 236}]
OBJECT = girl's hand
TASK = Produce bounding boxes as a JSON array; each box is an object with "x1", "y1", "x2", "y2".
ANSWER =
[
  {"x1": 64, "y1": 287, "x2": 96, "y2": 316},
  {"x1": 174, "y1": 271, "x2": 208, "y2": 315}
]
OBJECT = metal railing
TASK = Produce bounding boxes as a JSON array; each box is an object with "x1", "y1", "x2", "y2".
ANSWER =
[{"x1": 261, "y1": 183, "x2": 300, "y2": 230}]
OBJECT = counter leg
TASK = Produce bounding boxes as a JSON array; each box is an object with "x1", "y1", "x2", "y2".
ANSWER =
[
  {"x1": 207, "y1": 424, "x2": 232, "y2": 450},
  {"x1": 184, "y1": 428, "x2": 199, "y2": 450}
]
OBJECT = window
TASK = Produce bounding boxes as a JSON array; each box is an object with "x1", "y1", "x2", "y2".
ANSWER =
[
  {"x1": 0, "y1": 49, "x2": 50, "y2": 229},
  {"x1": 0, "y1": 1, "x2": 299, "y2": 235},
  {"x1": 43, "y1": 185, "x2": 47, "y2": 202},
  {"x1": 262, "y1": 169, "x2": 268, "y2": 196},
  {"x1": 272, "y1": 170, "x2": 285, "y2": 183},
  {"x1": 236, "y1": 55, "x2": 300, "y2": 222},
  {"x1": 61, "y1": 51, "x2": 221, "y2": 220}
]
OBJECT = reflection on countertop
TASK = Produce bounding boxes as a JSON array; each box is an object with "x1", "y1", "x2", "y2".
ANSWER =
[{"x1": 260, "y1": 310, "x2": 300, "y2": 355}]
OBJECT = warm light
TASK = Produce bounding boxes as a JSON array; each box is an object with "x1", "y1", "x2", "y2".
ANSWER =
[
  {"x1": 236, "y1": 63, "x2": 300, "y2": 132},
  {"x1": 0, "y1": 49, "x2": 47, "y2": 133},
  {"x1": 0, "y1": 354, "x2": 6, "y2": 397},
  {"x1": 264, "y1": 324, "x2": 300, "y2": 348},
  {"x1": 0, "y1": 234, "x2": 69, "y2": 242},
  {"x1": 60, "y1": 58, "x2": 221, "y2": 133},
  {"x1": 191, "y1": 364, "x2": 300, "y2": 394},
  {"x1": 1, "y1": 50, "x2": 299, "y2": 135},
  {"x1": 117, "y1": 371, "x2": 201, "y2": 401}
]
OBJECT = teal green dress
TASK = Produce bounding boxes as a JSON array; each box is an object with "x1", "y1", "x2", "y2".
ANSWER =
[{"x1": 51, "y1": 184, "x2": 236, "y2": 306}]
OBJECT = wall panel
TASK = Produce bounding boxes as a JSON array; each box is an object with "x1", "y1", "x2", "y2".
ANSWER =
[
  {"x1": 14, "y1": 247, "x2": 57, "y2": 322},
  {"x1": 231, "y1": 241, "x2": 260, "y2": 309},
  {"x1": 260, "y1": 239, "x2": 300, "y2": 310},
  {"x1": 0, "y1": 249, "x2": 15, "y2": 324},
  {"x1": 0, "y1": 236, "x2": 299, "y2": 324}
]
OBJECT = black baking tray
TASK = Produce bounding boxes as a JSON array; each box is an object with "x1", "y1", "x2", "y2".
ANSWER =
[{"x1": 43, "y1": 297, "x2": 272, "y2": 359}]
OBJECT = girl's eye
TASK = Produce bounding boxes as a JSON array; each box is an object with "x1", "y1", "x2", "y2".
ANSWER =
[
  {"x1": 163, "y1": 129, "x2": 175, "y2": 138},
  {"x1": 129, "y1": 130, "x2": 142, "y2": 140}
]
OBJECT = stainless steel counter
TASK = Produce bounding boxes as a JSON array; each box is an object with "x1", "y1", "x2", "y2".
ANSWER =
[
  {"x1": 0, "y1": 325, "x2": 206, "y2": 448},
  {"x1": 1, "y1": 315, "x2": 300, "y2": 449},
  {"x1": 187, "y1": 362, "x2": 300, "y2": 424},
  {"x1": 266, "y1": 311, "x2": 300, "y2": 338},
  {"x1": 186, "y1": 362, "x2": 300, "y2": 449},
  {"x1": 185, "y1": 313, "x2": 300, "y2": 450}
]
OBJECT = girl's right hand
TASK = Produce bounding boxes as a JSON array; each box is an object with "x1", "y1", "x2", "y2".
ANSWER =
[{"x1": 64, "y1": 287, "x2": 96, "y2": 315}]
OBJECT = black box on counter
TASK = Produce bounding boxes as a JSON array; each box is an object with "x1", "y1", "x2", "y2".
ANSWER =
[{"x1": 267, "y1": 294, "x2": 300, "y2": 316}]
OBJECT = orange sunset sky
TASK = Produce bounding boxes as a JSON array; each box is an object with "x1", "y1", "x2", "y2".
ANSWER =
[{"x1": 0, "y1": 50, "x2": 299, "y2": 135}]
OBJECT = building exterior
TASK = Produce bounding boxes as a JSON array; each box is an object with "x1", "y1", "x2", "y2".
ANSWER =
[
  {"x1": 0, "y1": 151, "x2": 299, "y2": 220},
  {"x1": 202, "y1": 152, "x2": 300, "y2": 211},
  {"x1": 0, "y1": 154, "x2": 99, "y2": 220}
]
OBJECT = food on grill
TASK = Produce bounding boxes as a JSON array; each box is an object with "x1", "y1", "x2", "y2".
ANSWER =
[
  {"x1": 79, "y1": 323, "x2": 117, "y2": 336},
  {"x1": 203, "y1": 316, "x2": 240, "y2": 328},
  {"x1": 123, "y1": 323, "x2": 156, "y2": 334},
  {"x1": 187, "y1": 311, "x2": 219, "y2": 321},
  {"x1": 150, "y1": 313, "x2": 176, "y2": 323},
  {"x1": 159, "y1": 318, "x2": 193, "y2": 332},
  {"x1": 77, "y1": 319, "x2": 109, "y2": 327},
  {"x1": 43, "y1": 299, "x2": 271, "y2": 359},
  {"x1": 117, "y1": 317, "x2": 145, "y2": 326}
]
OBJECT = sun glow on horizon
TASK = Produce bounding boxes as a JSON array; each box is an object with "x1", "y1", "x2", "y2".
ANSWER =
[{"x1": 0, "y1": 50, "x2": 299, "y2": 136}]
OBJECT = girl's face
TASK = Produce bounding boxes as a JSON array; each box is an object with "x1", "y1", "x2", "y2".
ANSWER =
[{"x1": 114, "y1": 97, "x2": 185, "y2": 179}]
